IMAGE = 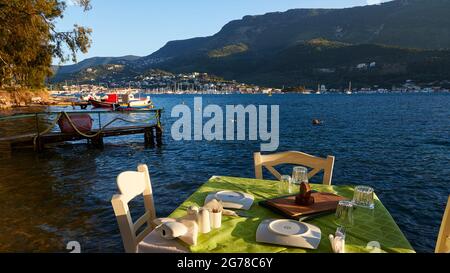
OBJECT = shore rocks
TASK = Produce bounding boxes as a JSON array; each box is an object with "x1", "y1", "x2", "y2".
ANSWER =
[
  {"x1": 0, "y1": 89, "x2": 49, "y2": 108},
  {"x1": 0, "y1": 92, "x2": 11, "y2": 109}
]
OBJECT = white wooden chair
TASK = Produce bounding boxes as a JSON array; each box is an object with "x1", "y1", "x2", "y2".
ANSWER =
[
  {"x1": 254, "y1": 151, "x2": 335, "y2": 185},
  {"x1": 436, "y1": 196, "x2": 450, "y2": 253},
  {"x1": 111, "y1": 164, "x2": 157, "y2": 253}
]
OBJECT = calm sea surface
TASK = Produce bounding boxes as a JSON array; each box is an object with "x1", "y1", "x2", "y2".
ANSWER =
[{"x1": 0, "y1": 94, "x2": 449, "y2": 253}]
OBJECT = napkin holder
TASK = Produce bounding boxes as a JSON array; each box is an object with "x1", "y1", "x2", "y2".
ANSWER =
[
  {"x1": 154, "y1": 199, "x2": 226, "y2": 245},
  {"x1": 154, "y1": 216, "x2": 199, "y2": 246}
]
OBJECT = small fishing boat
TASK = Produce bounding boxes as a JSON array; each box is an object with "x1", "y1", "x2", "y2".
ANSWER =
[
  {"x1": 80, "y1": 92, "x2": 100, "y2": 102},
  {"x1": 117, "y1": 93, "x2": 154, "y2": 111},
  {"x1": 89, "y1": 94, "x2": 120, "y2": 109},
  {"x1": 345, "y1": 81, "x2": 353, "y2": 95}
]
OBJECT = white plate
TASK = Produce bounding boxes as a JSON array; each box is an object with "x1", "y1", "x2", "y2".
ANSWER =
[
  {"x1": 269, "y1": 220, "x2": 308, "y2": 237},
  {"x1": 256, "y1": 219, "x2": 322, "y2": 249},
  {"x1": 215, "y1": 191, "x2": 246, "y2": 203},
  {"x1": 205, "y1": 191, "x2": 254, "y2": 210}
]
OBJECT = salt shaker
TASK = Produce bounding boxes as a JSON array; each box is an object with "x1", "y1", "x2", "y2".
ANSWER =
[{"x1": 198, "y1": 207, "x2": 211, "y2": 234}]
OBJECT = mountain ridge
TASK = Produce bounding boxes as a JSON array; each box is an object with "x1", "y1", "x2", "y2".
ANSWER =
[{"x1": 52, "y1": 0, "x2": 450, "y2": 88}]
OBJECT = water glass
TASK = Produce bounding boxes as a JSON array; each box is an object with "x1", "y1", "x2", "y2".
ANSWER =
[
  {"x1": 352, "y1": 186, "x2": 375, "y2": 209},
  {"x1": 335, "y1": 201, "x2": 354, "y2": 228},
  {"x1": 279, "y1": 175, "x2": 293, "y2": 194},
  {"x1": 292, "y1": 166, "x2": 308, "y2": 185}
]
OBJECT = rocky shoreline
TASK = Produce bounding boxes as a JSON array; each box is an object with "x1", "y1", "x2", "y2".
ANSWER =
[{"x1": 0, "y1": 89, "x2": 50, "y2": 109}]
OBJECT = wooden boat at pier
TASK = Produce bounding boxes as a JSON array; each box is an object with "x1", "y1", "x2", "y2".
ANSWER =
[
  {"x1": 89, "y1": 94, "x2": 120, "y2": 109},
  {"x1": 88, "y1": 93, "x2": 154, "y2": 111}
]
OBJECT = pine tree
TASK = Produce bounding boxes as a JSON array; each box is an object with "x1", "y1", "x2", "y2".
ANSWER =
[{"x1": 0, "y1": 0, "x2": 92, "y2": 89}]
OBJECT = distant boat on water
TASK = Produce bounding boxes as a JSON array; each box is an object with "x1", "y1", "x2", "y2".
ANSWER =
[
  {"x1": 346, "y1": 81, "x2": 353, "y2": 95},
  {"x1": 316, "y1": 84, "x2": 322, "y2": 94}
]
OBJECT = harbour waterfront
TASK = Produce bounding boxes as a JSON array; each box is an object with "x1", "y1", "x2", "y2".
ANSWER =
[{"x1": 0, "y1": 93, "x2": 449, "y2": 253}]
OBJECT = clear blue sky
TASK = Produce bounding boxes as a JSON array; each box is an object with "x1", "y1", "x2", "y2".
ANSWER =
[{"x1": 56, "y1": 0, "x2": 391, "y2": 64}]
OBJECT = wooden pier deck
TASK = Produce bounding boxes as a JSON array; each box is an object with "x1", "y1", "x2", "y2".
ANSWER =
[{"x1": 0, "y1": 109, "x2": 163, "y2": 152}]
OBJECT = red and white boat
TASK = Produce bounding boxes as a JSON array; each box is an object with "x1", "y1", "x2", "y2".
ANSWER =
[{"x1": 89, "y1": 94, "x2": 120, "y2": 109}]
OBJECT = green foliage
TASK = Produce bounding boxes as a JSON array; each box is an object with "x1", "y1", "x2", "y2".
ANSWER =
[{"x1": 0, "y1": 0, "x2": 92, "y2": 89}]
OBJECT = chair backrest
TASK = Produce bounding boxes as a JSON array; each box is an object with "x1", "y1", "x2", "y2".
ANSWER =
[
  {"x1": 111, "y1": 164, "x2": 156, "y2": 253},
  {"x1": 254, "y1": 151, "x2": 335, "y2": 185},
  {"x1": 436, "y1": 196, "x2": 450, "y2": 253}
]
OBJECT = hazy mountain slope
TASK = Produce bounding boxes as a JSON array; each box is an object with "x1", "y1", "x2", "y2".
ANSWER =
[{"x1": 54, "y1": 55, "x2": 141, "y2": 75}]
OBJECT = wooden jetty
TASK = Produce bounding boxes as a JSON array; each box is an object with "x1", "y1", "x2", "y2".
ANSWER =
[
  {"x1": 72, "y1": 101, "x2": 90, "y2": 109},
  {"x1": 0, "y1": 109, "x2": 163, "y2": 152}
]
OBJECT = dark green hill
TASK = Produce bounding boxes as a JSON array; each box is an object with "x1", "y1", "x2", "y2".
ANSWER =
[
  {"x1": 143, "y1": 0, "x2": 450, "y2": 66},
  {"x1": 54, "y1": 39, "x2": 450, "y2": 89},
  {"x1": 52, "y1": 0, "x2": 450, "y2": 88},
  {"x1": 151, "y1": 39, "x2": 450, "y2": 88}
]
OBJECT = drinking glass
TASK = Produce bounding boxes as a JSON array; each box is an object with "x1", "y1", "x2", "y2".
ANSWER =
[
  {"x1": 335, "y1": 201, "x2": 354, "y2": 228},
  {"x1": 352, "y1": 186, "x2": 375, "y2": 209},
  {"x1": 279, "y1": 175, "x2": 293, "y2": 194},
  {"x1": 292, "y1": 166, "x2": 308, "y2": 185}
]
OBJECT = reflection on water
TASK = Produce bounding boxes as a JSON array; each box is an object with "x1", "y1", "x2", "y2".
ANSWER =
[{"x1": 1, "y1": 94, "x2": 450, "y2": 253}]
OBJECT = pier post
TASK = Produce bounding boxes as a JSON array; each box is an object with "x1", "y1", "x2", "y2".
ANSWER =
[
  {"x1": 155, "y1": 125, "x2": 163, "y2": 147},
  {"x1": 34, "y1": 137, "x2": 45, "y2": 152},
  {"x1": 144, "y1": 127, "x2": 155, "y2": 148},
  {"x1": 91, "y1": 134, "x2": 104, "y2": 149},
  {"x1": 155, "y1": 109, "x2": 163, "y2": 147}
]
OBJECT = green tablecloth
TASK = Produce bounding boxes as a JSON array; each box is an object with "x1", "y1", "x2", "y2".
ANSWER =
[{"x1": 169, "y1": 176, "x2": 415, "y2": 253}]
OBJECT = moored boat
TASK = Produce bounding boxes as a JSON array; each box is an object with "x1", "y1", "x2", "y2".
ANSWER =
[
  {"x1": 117, "y1": 93, "x2": 154, "y2": 111},
  {"x1": 345, "y1": 81, "x2": 352, "y2": 95},
  {"x1": 89, "y1": 94, "x2": 120, "y2": 109}
]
